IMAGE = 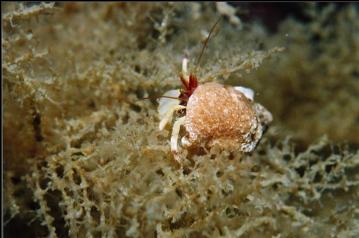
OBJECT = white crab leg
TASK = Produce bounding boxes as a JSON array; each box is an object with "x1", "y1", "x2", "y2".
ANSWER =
[
  {"x1": 234, "y1": 86, "x2": 254, "y2": 101},
  {"x1": 159, "y1": 105, "x2": 186, "y2": 131},
  {"x1": 171, "y1": 116, "x2": 186, "y2": 153},
  {"x1": 182, "y1": 57, "x2": 189, "y2": 81}
]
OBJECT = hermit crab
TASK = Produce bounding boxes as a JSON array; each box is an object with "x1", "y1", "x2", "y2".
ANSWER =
[
  {"x1": 158, "y1": 58, "x2": 272, "y2": 158},
  {"x1": 155, "y1": 20, "x2": 273, "y2": 160}
]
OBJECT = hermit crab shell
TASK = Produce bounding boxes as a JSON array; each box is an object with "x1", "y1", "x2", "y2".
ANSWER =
[{"x1": 183, "y1": 82, "x2": 270, "y2": 152}]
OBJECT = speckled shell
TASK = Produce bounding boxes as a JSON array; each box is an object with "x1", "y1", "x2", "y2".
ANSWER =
[{"x1": 184, "y1": 82, "x2": 268, "y2": 152}]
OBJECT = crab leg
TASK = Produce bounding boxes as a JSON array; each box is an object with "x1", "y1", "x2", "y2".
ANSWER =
[
  {"x1": 170, "y1": 116, "x2": 186, "y2": 154},
  {"x1": 182, "y1": 57, "x2": 189, "y2": 81},
  {"x1": 159, "y1": 105, "x2": 186, "y2": 131}
]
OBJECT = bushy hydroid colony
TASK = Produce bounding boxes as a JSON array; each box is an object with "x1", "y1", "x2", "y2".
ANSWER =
[{"x1": 3, "y1": 2, "x2": 359, "y2": 238}]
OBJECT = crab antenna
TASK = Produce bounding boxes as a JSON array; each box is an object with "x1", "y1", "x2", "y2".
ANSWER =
[
  {"x1": 195, "y1": 17, "x2": 221, "y2": 69},
  {"x1": 143, "y1": 95, "x2": 187, "y2": 101}
]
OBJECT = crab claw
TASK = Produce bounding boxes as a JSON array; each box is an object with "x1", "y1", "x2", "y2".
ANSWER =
[{"x1": 158, "y1": 90, "x2": 181, "y2": 130}]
